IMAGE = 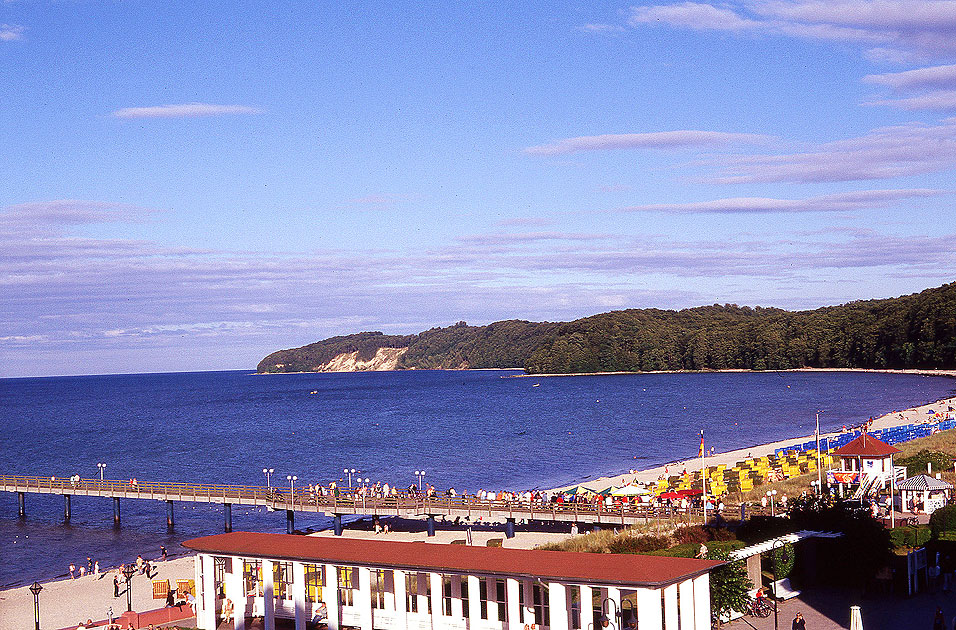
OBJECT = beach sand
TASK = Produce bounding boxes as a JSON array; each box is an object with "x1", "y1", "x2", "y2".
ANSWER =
[
  {"x1": 555, "y1": 390, "x2": 956, "y2": 493},
  {"x1": 0, "y1": 556, "x2": 195, "y2": 630}
]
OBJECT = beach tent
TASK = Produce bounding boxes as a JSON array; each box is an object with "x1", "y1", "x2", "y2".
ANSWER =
[
  {"x1": 657, "y1": 491, "x2": 682, "y2": 500},
  {"x1": 611, "y1": 485, "x2": 648, "y2": 497}
]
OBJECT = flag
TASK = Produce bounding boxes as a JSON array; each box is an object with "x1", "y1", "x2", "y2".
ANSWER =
[{"x1": 699, "y1": 431, "x2": 704, "y2": 458}]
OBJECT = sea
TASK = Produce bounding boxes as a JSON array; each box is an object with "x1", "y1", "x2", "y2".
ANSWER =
[{"x1": 1, "y1": 369, "x2": 953, "y2": 589}]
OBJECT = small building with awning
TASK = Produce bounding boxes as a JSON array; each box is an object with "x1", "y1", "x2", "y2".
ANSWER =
[
  {"x1": 828, "y1": 433, "x2": 903, "y2": 497},
  {"x1": 897, "y1": 474, "x2": 953, "y2": 515}
]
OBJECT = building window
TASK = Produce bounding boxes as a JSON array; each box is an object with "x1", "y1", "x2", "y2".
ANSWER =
[
  {"x1": 480, "y1": 578, "x2": 506, "y2": 621},
  {"x1": 243, "y1": 560, "x2": 262, "y2": 597},
  {"x1": 305, "y1": 564, "x2": 325, "y2": 603},
  {"x1": 338, "y1": 567, "x2": 357, "y2": 607},
  {"x1": 533, "y1": 583, "x2": 549, "y2": 626},
  {"x1": 406, "y1": 573, "x2": 423, "y2": 613},
  {"x1": 442, "y1": 576, "x2": 453, "y2": 616},
  {"x1": 273, "y1": 562, "x2": 293, "y2": 600},
  {"x1": 460, "y1": 577, "x2": 469, "y2": 617},
  {"x1": 370, "y1": 569, "x2": 387, "y2": 609},
  {"x1": 214, "y1": 558, "x2": 226, "y2": 599}
]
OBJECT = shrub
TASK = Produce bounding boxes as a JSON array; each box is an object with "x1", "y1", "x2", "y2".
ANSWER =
[
  {"x1": 890, "y1": 525, "x2": 932, "y2": 548},
  {"x1": 930, "y1": 505, "x2": 956, "y2": 539},
  {"x1": 607, "y1": 534, "x2": 671, "y2": 554},
  {"x1": 896, "y1": 449, "x2": 955, "y2": 477}
]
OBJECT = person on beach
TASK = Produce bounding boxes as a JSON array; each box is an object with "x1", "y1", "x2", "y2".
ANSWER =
[
  {"x1": 69, "y1": 562, "x2": 76, "y2": 579},
  {"x1": 166, "y1": 587, "x2": 176, "y2": 607},
  {"x1": 114, "y1": 575, "x2": 120, "y2": 597},
  {"x1": 160, "y1": 545, "x2": 167, "y2": 561}
]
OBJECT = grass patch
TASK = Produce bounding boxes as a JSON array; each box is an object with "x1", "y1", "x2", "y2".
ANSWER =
[{"x1": 647, "y1": 540, "x2": 745, "y2": 558}]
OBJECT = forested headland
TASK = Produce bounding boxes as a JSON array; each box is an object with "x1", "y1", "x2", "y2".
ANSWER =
[{"x1": 257, "y1": 281, "x2": 956, "y2": 375}]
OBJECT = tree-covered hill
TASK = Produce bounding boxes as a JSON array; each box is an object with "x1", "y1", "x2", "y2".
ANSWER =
[{"x1": 257, "y1": 282, "x2": 956, "y2": 374}]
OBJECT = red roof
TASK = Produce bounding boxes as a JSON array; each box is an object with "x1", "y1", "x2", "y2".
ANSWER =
[
  {"x1": 833, "y1": 433, "x2": 901, "y2": 457},
  {"x1": 182, "y1": 532, "x2": 722, "y2": 588}
]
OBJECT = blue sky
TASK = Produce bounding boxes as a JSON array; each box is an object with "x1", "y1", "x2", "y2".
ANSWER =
[{"x1": 2, "y1": 1, "x2": 956, "y2": 377}]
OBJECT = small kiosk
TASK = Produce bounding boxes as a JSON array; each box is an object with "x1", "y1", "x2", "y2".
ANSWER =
[
  {"x1": 829, "y1": 433, "x2": 902, "y2": 497},
  {"x1": 897, "y1": 474, "x2": 953, "y2": 514}
]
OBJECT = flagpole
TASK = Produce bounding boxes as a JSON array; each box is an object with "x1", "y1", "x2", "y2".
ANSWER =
[
  {"x1": 701, "y1": 430, "x2": 708, "y2": 524},
  {"x1": 815, "y1": 411, "x2": 822, "y2": 495}
]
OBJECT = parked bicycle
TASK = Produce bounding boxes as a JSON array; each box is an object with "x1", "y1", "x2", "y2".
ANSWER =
[{"x1": 747, "y1": 597, "x2": 773, "y2": 618}]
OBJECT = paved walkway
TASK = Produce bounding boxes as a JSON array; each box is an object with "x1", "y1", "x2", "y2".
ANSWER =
[{"x1": 726, "y1": 586, "x2": 956, "y2": 630}]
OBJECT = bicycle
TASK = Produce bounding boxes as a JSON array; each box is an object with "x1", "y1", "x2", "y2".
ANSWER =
[{"x1": 747, "y1": 597, "x2": 773, "y2": 618}]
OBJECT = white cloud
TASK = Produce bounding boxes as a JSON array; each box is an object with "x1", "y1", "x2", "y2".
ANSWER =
[
  {"x1": 0, "y1": 23, "x2": 24, "y2": 41},
  {"x1": 111, "y1": 103, "x2": 263, "y2": 119},
  {"x1": 618, "y1": 189, "x2": 948, "y2": 213},
  {"x1": 626, "y1": 0, "x2": 956, "y2": 61},
  {"x1": 864, "y1": 64, "x2": 956, "y2": 90},
  {"x1": 707, "y1": 118, "x2": 956, "y2": 183},
  {"x1": 525, "y1": 130, "x2": 771, "y2": 155},
  {"x1": 868, "y1": 90, "x2": 956, "y2": 110}
]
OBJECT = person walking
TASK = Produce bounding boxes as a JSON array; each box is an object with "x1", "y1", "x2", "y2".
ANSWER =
[
  {"x1": 792, "y1": 612, "x2": 806, "y2": 630},
  {"x1": 113, "y1": 575, "x2": 120, "y2": 597},
  {"x1": 69, "y1": 563, "x2": 76, "y2": 579}
]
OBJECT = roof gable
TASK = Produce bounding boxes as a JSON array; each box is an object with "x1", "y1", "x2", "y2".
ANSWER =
[{"x1": 833, "y1": 433, "x2": 901, "y2": 457}]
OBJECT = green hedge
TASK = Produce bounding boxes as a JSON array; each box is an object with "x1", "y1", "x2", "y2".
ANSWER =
[
  {"x1": 648, "y1": 540, "x2": 744, "y2": 558},
  {"x1": 930, "y1": 505, "x2": 956, "y2": 539},
  {"x1": 890, "y1": 525, "x2": 932, "y2": 548}
]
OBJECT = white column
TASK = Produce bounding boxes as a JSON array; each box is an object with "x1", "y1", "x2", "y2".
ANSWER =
[
  {"x1": 431, "y1": 572, "x2": 445, "y2": 630},
  {"x1": 635, "y1": 588, "x2": 663, "y2": 630},
  {"x1": 359, "y1": 567, "x2": 374, "y2": 630},
  {"x1": 548, "y1": 582, "x2": 569, "y2": 630},
  {"x1": 293, "y1": 562, "x2": 307, "y2": 630},
  {"x1": 506, "y1": 578, "x2": 521, "y2": 630},
  {"x1": 193, "y1": 556, "x2": 205, "y2": 628},
  {"x1": 263, "y1": 559, "x2": 275, "y2": 630},
  {"x1": 662, "y1": 584, "x2": 678, "y2": 630},
  {"x1": 692, "y1": 575, "x2": 710, "y2": 630},
  {"x1": 452, "y1": 575, "x2": 464, "y2": 618},
  {"x1": 522, "y1": 579, "x2": 536, "y2": 626},
  {"x1": 578, "y1": 585, "x2": 592, "y2": 630},
  {"x1": 677, "y1": 580, "x2": 695, "y2": 630},
  {"x1": 468, "y1": 576, "x2": 482, "y2": 627},
  {"x1": 394, "y1": 570, "x2": 408, "y2": 630},
  {"x1": 226, "y1": 557, "x2": 246, "y2": 630},
  {"x1": 200, "y1": 554, "x2": 217, "y2": 630},
  {"x1": 326, "y1": 564, "x2": 341, "y2": 630}
]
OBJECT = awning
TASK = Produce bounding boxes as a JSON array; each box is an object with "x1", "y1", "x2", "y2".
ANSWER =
[{"x1": 897, "y1": 474, "x2": 953, "y2": 491}]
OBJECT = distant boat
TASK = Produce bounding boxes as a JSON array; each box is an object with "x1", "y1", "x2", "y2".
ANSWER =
[{"x1": 532, "y1": 383, "x2": 540, "y2": 387}]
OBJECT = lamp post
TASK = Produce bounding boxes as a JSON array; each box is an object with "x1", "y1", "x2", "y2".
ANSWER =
[
  {"x1": 345, "y1": 468, "x2": 357, "y2": 489},
  {"x1": 601, "y1": 596, "x2": 621, "y2": 630},
  {"x1": 415, "y1": 470, "x2": 425, "y2": 491},
  {"x1": 262, "y1": 468, "x2": 274, "y2": 490},
  {"x1": 770, "y1": 539, "x2": 790, "y2": 630},
  {"x1": 767, "y1": 490, "x2": 778, "y2": 517},
  {"x1": 29, "y1": 581, "x2": 42, "y2": 630},
  {"x1": 287, "y1": 475, "x2": 297, "y2": 502},
  {"x1": 97, "y1": 462, "x2": 107, "y2": 481},
  {"x1": 122, "y1": 564, "x2": 136, "y2": 612}
]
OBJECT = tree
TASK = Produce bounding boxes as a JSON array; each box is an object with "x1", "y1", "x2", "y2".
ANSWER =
[{"x1": 708, "y1": 547, "x2": 752, "y2": 628}]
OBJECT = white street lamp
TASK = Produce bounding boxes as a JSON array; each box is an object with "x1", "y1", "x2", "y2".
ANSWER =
[
  {"x1": 287, "y1": 475, "x2": 297, "y2": 501},
  {"x1": 263, "y1": 468, "x2": 275, "y2": 490},
  {"x1": 415, "y1": 470, "x2": 425, "y2": 490},
  {"x1": 97, "y1": 462, "x2": 107, "y2": 481},
  {"x1": 767, "y1": 489, "x2": 778, "y2": 517},
  {"x1": 344, "y1": 468, "x2": 358, "y2": 488}
]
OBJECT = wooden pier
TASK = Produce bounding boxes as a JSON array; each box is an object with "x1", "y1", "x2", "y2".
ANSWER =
[{"x1": 0, "y1": 475, "x2": 719, "y2": 536}]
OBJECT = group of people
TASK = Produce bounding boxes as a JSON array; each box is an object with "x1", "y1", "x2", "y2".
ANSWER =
[{"x1": 67, "y1": 557, "x2": 100, "y2": 580}]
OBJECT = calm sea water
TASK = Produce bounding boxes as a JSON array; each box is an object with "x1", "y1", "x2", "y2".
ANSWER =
[{"x1": 1, "y1": 369, "x2": 953, "y2": 588}]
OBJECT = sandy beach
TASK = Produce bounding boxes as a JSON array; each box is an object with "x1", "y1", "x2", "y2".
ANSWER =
[
  {"x1": 0, "y1": 556, "x2": 195, "y2": 630},
  {"x1": 2, "y1": 369, "x2": 954, "y2": 629}
]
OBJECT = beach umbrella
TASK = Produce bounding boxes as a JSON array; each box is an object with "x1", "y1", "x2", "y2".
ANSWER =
[
  {"x1": 658, "y1": 491, "x2": 681, "y2": 499},
  {"x1": 611, "y1": 485, "x2": 647, "y2": 497},
  {"x1": 849, "y1": 605, "x2": 863, "y2": 630},
  {"x1": 927, "y1": 409, "x2": 936, "y2": 414}
]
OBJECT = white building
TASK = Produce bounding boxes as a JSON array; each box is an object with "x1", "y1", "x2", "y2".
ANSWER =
[{"x1": 183, "y1": 531, "x2": 724, "y2": 630}]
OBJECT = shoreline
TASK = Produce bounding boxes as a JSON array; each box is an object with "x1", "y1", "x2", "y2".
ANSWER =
[
  {"x1": 515, "y1": 367, "x2": 956, "y2": 378},
  {"x1": 548, "y1": 390, "x2": 956, "y2": 493}
]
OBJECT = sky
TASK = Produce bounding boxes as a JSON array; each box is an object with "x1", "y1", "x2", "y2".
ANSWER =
[{"x1": 2, "y1": 1, "x2": 956, "y2": 378}]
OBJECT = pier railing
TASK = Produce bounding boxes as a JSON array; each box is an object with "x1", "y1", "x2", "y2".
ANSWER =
[{"x1": 1, "y1": 475, "x2": 769, "y2": 523}]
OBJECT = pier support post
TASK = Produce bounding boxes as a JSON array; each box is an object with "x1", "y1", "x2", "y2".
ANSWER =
[
  {"x1": 426, "y1": 515, "x2": 436, "y2": 537},
  {"x1": 64, "y1": 495, "x2": 71, "y2": 522},
  {"x1": 740, "y1": 503, "x2": 746, "y2": 522},
  {"x1": 166, "y1": 500, "x2": 175, "y2": 530},
  {"x1": 113, "y1": 497, "x2": 121, "y2": 527},
  {"x1": 505, "y1": 518, "x2": 515, "y2": 539},
  {"x1": 333, "y1": 515, "x2": 343, "y2": 536},
  {"x1": 224, "y1": 503, "x2": 233, "y2": 533},
  {"x1": 17, "y1": 492, "x2": 25, "y2": 518},
  {"x1": 286, "y1": 509, "x2": 295, "y2": 534}
]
